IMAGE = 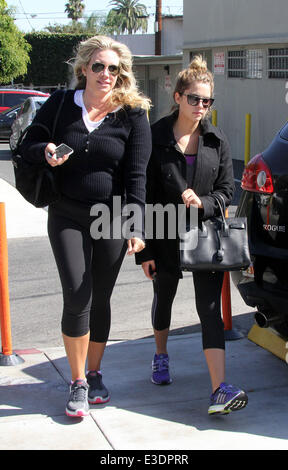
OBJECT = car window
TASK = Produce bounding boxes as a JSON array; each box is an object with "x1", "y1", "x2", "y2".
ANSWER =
[
  {"x1": 3, "y1": 94, "x2": 26, "y2": 107},
  {"x1": 3, "y1": 93, "x2": 38, "y2": 107},
  {"x1": 280, "y1": 123, "x2": 288, "y2": 141}
]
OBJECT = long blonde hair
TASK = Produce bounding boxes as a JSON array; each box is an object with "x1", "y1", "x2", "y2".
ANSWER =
[
  {"x1": 72, "y1": 35, "x2": 151, "y2": 110},
  {"x1": 173, "y1": 55, "x2": 214, "y2": 114}
]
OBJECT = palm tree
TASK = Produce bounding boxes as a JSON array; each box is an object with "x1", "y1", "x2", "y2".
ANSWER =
[
  {"x1": 65, "y1": 0, "x2": 85, "y2": 23},
  {"x1": 45, "y1": 13, "x2": 111, "y2": 35},
  {"x1": 107, "y1": 0, "x2": 148, "y2": 34}
]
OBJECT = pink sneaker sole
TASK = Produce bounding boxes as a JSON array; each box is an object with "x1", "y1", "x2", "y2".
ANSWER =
[
  {"x1": 88, "y1": 395, "x2": 110, "y2": 405},
  {"x1": 65, "y1": 408, "x2": 89, "y2": 418}
]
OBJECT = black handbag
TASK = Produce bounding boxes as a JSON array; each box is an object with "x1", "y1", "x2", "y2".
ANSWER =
[
  {"x1": 11, "y1": 91, "x2": 66, "y2": 208},
  {"x1": 179, "y1": 193, "x2": 251, "y2": 272}
]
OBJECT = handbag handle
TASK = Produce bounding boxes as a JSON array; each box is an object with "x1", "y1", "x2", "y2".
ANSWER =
[
  {"x1": 213, "y1": 194, "x2": 228, "y2": 260},
  {"x1": 213, "y1": 193, "x2": 226, "y2": 221},
  {"x1": 214, "y1": 193, "x2": 230, "y2": 233}
]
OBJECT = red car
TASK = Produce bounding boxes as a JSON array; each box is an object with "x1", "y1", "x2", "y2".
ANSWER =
[{"x1": 0, "y1": 88, "x2": 50, "y2": 113}]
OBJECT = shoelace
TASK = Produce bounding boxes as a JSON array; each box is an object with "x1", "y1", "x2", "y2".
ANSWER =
[
  {"x1": 153, "y1": 357, "x2": 169, "y2": 372},
  {"x1": 70, "y1": 383, "x2": 87, "y2": 402},
  {"x1": 212, "y1": 383, "x2": 239, "y2": 403},
  {"x1": 220, "y1": 383, "x2": 238, "y2": 394}
]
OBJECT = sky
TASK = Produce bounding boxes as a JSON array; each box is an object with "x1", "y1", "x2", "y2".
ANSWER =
[{"x1": 9, "y1": 0, "x2": 183, "y2": 33}]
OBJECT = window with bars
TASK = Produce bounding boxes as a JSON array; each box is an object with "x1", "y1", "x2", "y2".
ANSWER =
[
  {"x1": 268, "y1": 48, "x2": 288, "y2": 79},
  {"x1": 228, "y1": 50, "x2": 246, "y2": 78},
  {"x1": 228, "y1": 49, "x2": 263, "y2": 79}
]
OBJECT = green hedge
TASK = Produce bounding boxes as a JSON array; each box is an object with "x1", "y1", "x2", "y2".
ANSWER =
[{"x1": 20, "y1": 33, "x2": 94, "y2": 87}]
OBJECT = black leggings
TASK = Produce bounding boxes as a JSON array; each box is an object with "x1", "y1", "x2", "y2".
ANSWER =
[
  {"x1": 48, "y1": 198, "x2": 127, "y2": 342},
  {"x1": 152, "y1": 271, "x2": 225, "y2": 350}
]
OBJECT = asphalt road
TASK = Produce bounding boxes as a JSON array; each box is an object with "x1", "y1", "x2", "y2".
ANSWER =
[{"x1": 0, "y1": 142, "x2": 254, "y2": 350}]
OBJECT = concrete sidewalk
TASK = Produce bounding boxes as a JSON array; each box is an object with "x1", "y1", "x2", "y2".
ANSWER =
[
  {"x1": 1, "y1": 176, "x2": 288, "y2": 451},
  {"x1": 0, "y1": 177, "x2": 47, "y2": 239},
  {"x1": 1, "y1": 334, "x2": 288, "y2": 450}
]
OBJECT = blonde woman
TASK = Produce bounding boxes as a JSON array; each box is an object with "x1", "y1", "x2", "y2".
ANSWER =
[
  {"x1": 136, "y1": 56, "x2": 248, "y2": 415},
  {"x1": 21, "y1": 36, "x2": 152, "y2": 417}
]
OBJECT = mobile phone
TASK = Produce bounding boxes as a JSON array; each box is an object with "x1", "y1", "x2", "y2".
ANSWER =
[
  {"x1": 149, "y1": 265, "x2": 157, "y2": 281},
  {"x1": 49, "y1": 143, "x2": 74, "y2": 159}
]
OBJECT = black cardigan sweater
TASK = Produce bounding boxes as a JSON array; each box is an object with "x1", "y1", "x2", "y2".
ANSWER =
[
  {"x1": 135, "y1": 111, "x2": 235, "y2": 275},
  {"x1": 21, "y1": 90, "x2": 152, "y2": 215}
]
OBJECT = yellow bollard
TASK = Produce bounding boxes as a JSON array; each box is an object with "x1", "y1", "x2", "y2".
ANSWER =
[
  {"x1": 211, "y1": 109, "x2": 217, "y2": 127},
  {"x1": 244, "y1": 113, "x2": 251, "y2": 166}
]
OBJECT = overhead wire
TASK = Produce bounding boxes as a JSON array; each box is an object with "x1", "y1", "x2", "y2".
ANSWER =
[
  {"x1": 13, "y1": 4, "x2": 183, "y2": 20},
  {"x1": 17, "y1": 0, "x2": 34, "y2": 29}
]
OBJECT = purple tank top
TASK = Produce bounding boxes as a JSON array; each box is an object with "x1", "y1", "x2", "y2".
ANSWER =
[
  {"x1": 184, "y1": 154, "x2": 197, "y2": 185},
  {"x1": 184, "y1": 154, "x2": 197, "y2": 165}
]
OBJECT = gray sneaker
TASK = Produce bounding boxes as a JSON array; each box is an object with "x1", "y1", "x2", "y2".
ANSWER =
[
  {"x1": 86, "y1": 371, "x2": 110, "y2": 404},
  {"x1": 65, "y1": 379, "x2": 89, "y2": 418}
]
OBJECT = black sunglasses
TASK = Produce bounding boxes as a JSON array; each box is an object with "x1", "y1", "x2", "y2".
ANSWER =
[
  {"x1": 91, "y1": 62, "x2": 120, "y2": 76},
  {"x1": 182, "y1": 93, "x2": 214, "y2": 108}
]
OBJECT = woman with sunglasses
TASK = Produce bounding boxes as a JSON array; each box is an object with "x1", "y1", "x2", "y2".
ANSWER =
[
  {"x1": 136, "y1": 55, "x2": 248, "y2": 415},
  {"x1": 20, "y1": 36, "x2": 151, "y2": 417}
]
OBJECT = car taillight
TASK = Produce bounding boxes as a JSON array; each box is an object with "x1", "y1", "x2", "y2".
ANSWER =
[{"x1": 241, "y1": 154, "x2": 274, "y2": 193}]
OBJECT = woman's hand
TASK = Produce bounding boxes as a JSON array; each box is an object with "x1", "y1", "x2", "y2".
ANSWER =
[
  {"x1": 45, "y1": 143, "x2": 70, "y2": 166},
  {"x1": 127, "y1": 237, "x2": 145, "y2": 255},
  {"x1": 181, "y1": 188, "x2": 203, "y2": 209},
  {"x1": 141, "y1": 260, "x2": 156, "y2": 280}
]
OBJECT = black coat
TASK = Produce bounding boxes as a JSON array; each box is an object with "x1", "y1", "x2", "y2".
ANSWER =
[{"x1": 136, "y1": 111, "x2": 235, "y2": 277}]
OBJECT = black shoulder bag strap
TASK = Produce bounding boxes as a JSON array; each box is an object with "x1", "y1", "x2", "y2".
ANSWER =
[
  {"x1": 51, "y1": 90, "x2": 67, "y2": 141},
  {"x1": 15, "y1": 90, "x2": 67, "y2": 152}
]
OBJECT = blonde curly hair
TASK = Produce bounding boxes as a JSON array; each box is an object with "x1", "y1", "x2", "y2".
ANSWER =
[
  {"x1": 72, "y1": 35, "x2": 151, "y2": 111},
  {"x1": 173, "y1": 55, "x2": 214, "y2": 111}
]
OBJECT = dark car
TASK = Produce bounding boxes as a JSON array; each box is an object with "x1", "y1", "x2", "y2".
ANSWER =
[
  {"x1": 9, "y1": 96, "x2": 49, "y2": 151},
  {"x1": 0, "y1": 88, "x2": 49, "y2": 113},
  {"x1": 232, "y1": 121, "x2": 288, "y2": 337},
  {"x1": 0, "y1": 104, "x2": 21, "y2": 140}
]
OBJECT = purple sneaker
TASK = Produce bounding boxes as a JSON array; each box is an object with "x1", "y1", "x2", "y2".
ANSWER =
[
  {"x1": 151, "y1": 353, "x2": 172, "y2": 385},
  {"x1": 208, "y1": 382, "x2": 248, "y2": 415}
]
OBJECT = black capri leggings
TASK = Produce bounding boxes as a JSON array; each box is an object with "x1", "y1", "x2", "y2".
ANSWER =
[
  {"x1": 48, "y1": 198, "x2": 127, "y2": 342},
  {"x1": 152, "y1": 270, "x2": 225, "y2": 350}
]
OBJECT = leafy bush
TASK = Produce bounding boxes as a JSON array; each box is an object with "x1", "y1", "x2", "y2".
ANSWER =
[
  {"x1": 0, "y1": 0, "x2": 31, "y2": 84},
  {"x1": 20, "y1": 32, "x2": 94, "y2": 87}
]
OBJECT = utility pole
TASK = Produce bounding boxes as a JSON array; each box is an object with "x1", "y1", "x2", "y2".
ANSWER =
[{"x1": 155, "y1": 0, "x2": 162, "y2": 55}]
